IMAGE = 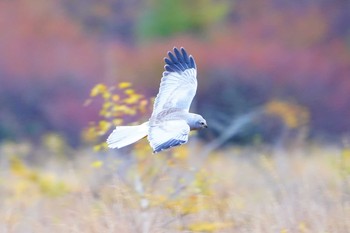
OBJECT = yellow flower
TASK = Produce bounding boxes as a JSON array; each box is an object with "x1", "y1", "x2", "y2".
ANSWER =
[
  {"x1": 91, "y1": 160, "x2": 103, "y2": 168},
  {"x1": 102, "y1": 91, "x2": 111, "y2": 100},
  {"x1": 99, "y1": 109, "x2": 112, "y2": 118},
  {"x1": 124, "y1": 95, "x2": 141, "y2": 104},
  {"x1": 124, "y1": 88, "x2": 135, "y2": 95},
  {"x1": 298, "y1": 222, "x2": 308, "y2": 233},
  {"x1": 81, "y1": 126, "x2": 98, "y2": 143},
  {"x1": 265, "y1": 100, "x2": 309, "y2": 128},
  {"x1": 98, "y1": 121, "x2": 111, "y2": 134},
  {"x1": 164, "y1": 195, "x2": 209, "y2": 214},
  {"x1": 118, "y1": 82, "x2": 132, "y2": 89},
  {"x1": 113, "y1": 118, "x2": 123, "y2": 125},
  {"x1": 186, "y1": 222, "x2": 233, "y2": 232},
  {"x1": 93, "y1": 144, "x2": 102, "y2": 151},
  {"x1": 102, "y1": 102, "x2": 112, "y2": 110},
  {"x1": 90, "y1": 84, "x2": 107, "y2": 97}
]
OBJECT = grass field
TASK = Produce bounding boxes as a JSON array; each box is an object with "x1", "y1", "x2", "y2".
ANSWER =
[{"x1": 1, "y1": 139, "x2": 350, "y2": 233}]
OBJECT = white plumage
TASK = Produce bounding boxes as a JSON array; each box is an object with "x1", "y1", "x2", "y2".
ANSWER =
[
  {"x1": 107, "y1": 122, "x2": 149, "y2": 149},
  {"x1": 107, "y1": 47, "x2": 207, "y2": 153}
]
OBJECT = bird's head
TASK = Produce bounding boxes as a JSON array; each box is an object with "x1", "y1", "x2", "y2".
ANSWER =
[
  {"x1": 198, "y1": 118, "x2": 208, "y2": 129},
  {"x1": 190, "y1": 114, "x2": 207, "y2": 130}
]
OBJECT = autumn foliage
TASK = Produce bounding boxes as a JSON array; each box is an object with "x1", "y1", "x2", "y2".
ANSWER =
[
  {"x1": 1, "y1": 2, "x2": 350, "y2": 231},
  {"x1": 1, "y1": 0, "x2": 350, "y2": 144}
]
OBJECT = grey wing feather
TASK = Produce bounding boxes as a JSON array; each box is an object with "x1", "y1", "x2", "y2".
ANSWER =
[{"x1": 153, "y1": 138, "x2": 187, "y2": 153}]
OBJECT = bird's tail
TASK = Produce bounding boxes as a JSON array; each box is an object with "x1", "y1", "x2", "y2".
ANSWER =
[{"x1": 106, "y1": 122, "x2": 149, "y2": 149}]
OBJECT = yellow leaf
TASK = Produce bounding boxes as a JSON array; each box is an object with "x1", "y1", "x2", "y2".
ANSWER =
[
  {"x1": 102, "y1": 102, "x2": 112, "y2": 109},
  {"x1": 265, "y1": 100, "x2": 309, "y2": 128},
  {"x1": 113, "y1": 118, "x2": 123, "y2": 125},
  {"x1": 124, "y1": 89, "x2": 135, "y2": 95},
  {"x1": 99, "y1": 120, "x2": 111, "y2": 133},
  {"x1": 90, "y1": 84, "x2": 107, "y2": 97},
  {"x1": 91, "y1": 160, "x2": 103, "y2": 168},
  {"x1": 164, "y1": 195, "x2": 209, "y2": 214},
  {"x1": 342, "y1": 149, "x2": 350, "y2": 159},
  {"x1": 298, "y1": 222, "x2": 308, "y2": 233},
  {"x1": 81, "y1": 126, "x2": 98, "y2": 143},
  {"x1": 93, "y1": 145, "x2": 102, "y2": 151},
  {"x1": 186, "y1": 222, "x2": 233, "y2": 232},
  {"x1": 102, "y1": 92, "x2": 111, "y2": 99},
  {"x1": 124, "y1": 95, "x2": 141, "y2": 104},
  {"x1": 118, "y1": 82, "x2": 132, "y2": 89}
]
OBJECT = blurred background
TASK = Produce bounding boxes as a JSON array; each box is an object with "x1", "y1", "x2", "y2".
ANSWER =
[
  {"x1": 2, "y1": 1, "x2": 350, "y2": 232},
  {"x1": 1, "y1": 0, "x2": 350, "y2": 146}
]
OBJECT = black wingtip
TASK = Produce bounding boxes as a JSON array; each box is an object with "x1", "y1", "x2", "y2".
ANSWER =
[
  {"x1": 168, "y1": 51, "x2": 178, "y2": 63},
  {"x1": 189, "y1": 55, "x2": 196, "y2": 69},
  {"x1": 164, "y1": 57, "x2": 172, "y2": 65},
  {"x1": 174, "y1": 47, "x2": 184, "y2": 62},
  {"x1": 164, "y1": 47, "x2": 196, "y2": 73}
]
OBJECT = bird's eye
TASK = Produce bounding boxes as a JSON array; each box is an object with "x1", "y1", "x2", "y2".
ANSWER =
[{"x1": 200, "y1": 122, "x2": 204, "y2": 125}]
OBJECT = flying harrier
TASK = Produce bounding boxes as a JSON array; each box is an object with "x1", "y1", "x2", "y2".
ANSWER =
[{"x1": 107, "y1": 47, "x2": 207, "y2": 153}]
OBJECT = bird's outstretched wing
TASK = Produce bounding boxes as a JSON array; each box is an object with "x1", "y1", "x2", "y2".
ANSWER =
[
  {"x1": 151, "y1": 47, "x2": 197, "y2": 117},
  {"x1": 148, "y1": 120, "x2": 190, "y2": 153}
]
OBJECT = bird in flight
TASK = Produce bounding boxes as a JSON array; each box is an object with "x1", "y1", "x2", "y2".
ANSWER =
[{"x1": 107, "y1": 47, "x2": 207, "y2": 153}]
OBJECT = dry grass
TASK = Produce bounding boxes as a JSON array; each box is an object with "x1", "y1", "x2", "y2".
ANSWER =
[{"x1": 0, "y1": 141, "x2": 350, "y2": 233}]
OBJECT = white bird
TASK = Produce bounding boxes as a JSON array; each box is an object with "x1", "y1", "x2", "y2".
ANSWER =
[{"x1": 107, "y1": 47, "x2": 207, "y2": 153}]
